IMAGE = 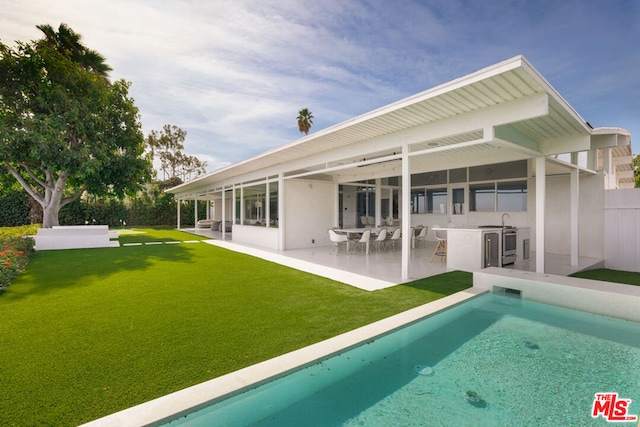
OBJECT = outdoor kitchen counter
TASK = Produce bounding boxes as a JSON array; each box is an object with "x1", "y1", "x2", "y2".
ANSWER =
[
  {"x1": 433, "y1": 226, "x2": 505, "y2": 273},
  {"x1": 433, "y1": 226, "x2": 531, "y2": 272}
]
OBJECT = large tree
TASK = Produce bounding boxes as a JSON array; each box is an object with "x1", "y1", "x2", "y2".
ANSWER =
[
  {"x1": 297, "y1": 108, "x2": 313, "y2": 135},
  {"x1": 0, "y1": 24, "x2": 152, "y2": 227},
  {"x1": 146, "y1": 124, "x2": 206, "y2": 181}
]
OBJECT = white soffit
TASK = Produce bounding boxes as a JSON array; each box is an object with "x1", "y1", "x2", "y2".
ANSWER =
[{"x1": 168, "y1": 55, "x2": 599, "y2": 197}]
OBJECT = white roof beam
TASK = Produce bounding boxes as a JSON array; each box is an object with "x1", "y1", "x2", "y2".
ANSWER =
[
  {"x1": 494, "y1": 124, "x2": 541, "y2": 153},
  {"x1": 540, "y1": 134, "x2": 591, "y2": 156}
]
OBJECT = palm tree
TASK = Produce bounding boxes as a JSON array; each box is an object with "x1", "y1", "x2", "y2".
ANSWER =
[
  {"x1": 36, "y1": 23, "x2": 112, "y2": 83},
  {"x1": 297, "y1": 108, "x2": 314, "y2": 135}
]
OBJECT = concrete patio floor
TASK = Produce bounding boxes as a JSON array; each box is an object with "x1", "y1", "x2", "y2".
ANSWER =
[{"x1": 184, "y1": 228, "x2": 603, "y2": 291}]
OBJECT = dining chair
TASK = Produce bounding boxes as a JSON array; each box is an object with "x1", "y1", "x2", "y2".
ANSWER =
[
  {"x1": 388, "y1": 227, "x2": 401, "y2": 250},
  {"x1": 415, "y1": 226, "x2": 428, "y2": 247},
  {"x1": 372, "y1": 228, "x2": 387, "y2": 251},
  {"x1": 352, "y1": 229, "x2": 371, "y2": 254},
  {"x1": 327, "y1": 229, "x2": 348, "y2": 254}
]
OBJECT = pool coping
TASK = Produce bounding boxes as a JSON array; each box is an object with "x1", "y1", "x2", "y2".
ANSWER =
[
  {"x1": 475, "y1": 267, "x2": 640, "y2": 322},
  {"x1": 80, "y1": 288, "x2": 486, "y2": 427}
]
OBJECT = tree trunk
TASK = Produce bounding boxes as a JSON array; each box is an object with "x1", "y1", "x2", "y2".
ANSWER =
[
  {"x1": 41, "y1": 175, "x2": 66, "y2": 228},
  {"x1": 42, "y1": 188, "x2": 62, "y2": 228},
  {"x1": 4, "y1": 164, "x2": 84, "y2": 228}
]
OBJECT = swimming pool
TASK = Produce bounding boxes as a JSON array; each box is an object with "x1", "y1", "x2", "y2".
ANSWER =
[{"x1": 162, "y1": 292, "x2": 640, "y2": 426}]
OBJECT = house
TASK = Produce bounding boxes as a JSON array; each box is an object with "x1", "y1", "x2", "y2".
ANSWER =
[{"x1": 166, "y1": 55, "x2": 636, "y2": 279}]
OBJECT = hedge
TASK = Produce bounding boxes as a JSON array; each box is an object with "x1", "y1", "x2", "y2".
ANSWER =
[{"x1": 1, "y1": 188, "x2": 206, "y2": 228}]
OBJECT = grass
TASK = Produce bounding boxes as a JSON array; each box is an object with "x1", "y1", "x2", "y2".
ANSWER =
[
  {"x1": 570, "y1": 268, "x2": 640, "y2": 286},
  {"x1": 0, "y1": 228, "x2": 472, "y2": 426}
]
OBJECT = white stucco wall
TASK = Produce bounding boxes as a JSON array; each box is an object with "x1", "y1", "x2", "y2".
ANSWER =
[
  {"x1": 284, "y1": 179, "x2": 335, "y2": 249},
  {"x1": 232, "y1": 225, "x2": 279, "y2": 249},
  {"x1": 604, "y1": 189, "x2": 640, "y2": 272},
  {"x1": 528, "y1": 173, "x2": 605, "y2": 258}
]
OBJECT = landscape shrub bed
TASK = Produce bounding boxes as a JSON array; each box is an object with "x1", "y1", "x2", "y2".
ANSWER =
[{"x1": 0, "y1": 225, "x2": 38, "y2": 293}]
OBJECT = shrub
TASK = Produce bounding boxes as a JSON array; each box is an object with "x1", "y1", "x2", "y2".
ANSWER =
[
  {"x1": 0, "y1": 234, "x2": 36, "y2": 294},
  {"x1": 0, "y1": 190, "x2": 30, "y2": 226}
]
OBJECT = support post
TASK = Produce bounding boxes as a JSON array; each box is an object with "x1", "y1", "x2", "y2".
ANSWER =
[
  {"x1": 535, "y1": 157, "x2": 546, "y2": 274},
  {"x1": 401, "y1": 145, "x2": 410, "y2": 279},
  {"x1": 570, "y1": 167, "x2": 579, "y2": 266},
  {"x1": 194, "y1": 197, "x2": 198, "y2": 228},
  {"x1": 278, "y1": 173, "x2": 285, "y2": 251},
  {"x1": 221, "y1": 188, "x2": 226, "y2": 239},
  {"x1": 177, "y1": 199, "x2": 181, "y2": 229}
]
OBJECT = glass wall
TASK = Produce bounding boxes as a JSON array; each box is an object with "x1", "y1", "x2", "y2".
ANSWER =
[
  {"x1": 240, "y1": 181, "x2": 279, "y2": 227},
  {"x1": 269, "y1": 181, "x2": 279, "y2": 227},
  {"x1": 410, "y1": 189, "x2": 425, "y2": 214},
  {"x1": 357, "y1": 183, "x2": 376, "y2": 226},
  {"x1": 243, "y1": 184, "x2": 266, "y2": 225},
  {"x1": 235, "y1": 190, "x2": 241, "y2": 224},
  {"x1": 426, "y1": 188, "x2": 447, "y2": 214},
  {"x1": 497, "y1": 181, "x2": 527, "y2": 211},
  {"x1": 469, "y1": 183, "x2": 496, "y2": 212}
]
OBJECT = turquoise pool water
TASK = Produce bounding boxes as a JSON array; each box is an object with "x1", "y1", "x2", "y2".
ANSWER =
[{"x1": 164, "y1": 293, "x2": 640, "y2": 426}]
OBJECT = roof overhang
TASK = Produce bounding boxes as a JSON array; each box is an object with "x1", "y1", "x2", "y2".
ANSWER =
[{"x1": 167, "y1": 55, "x2": 632, "y2": 199}]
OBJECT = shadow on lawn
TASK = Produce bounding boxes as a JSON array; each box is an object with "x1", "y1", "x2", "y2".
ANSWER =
[
  {"x1": 4, "y1": 242, "x2": 202, "y2": 300},
  {"x1": 393, "y1": 271, "x2": 473, "y2": 294}
]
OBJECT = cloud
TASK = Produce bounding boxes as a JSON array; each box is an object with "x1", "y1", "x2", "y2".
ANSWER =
[{"x1": 1, "y1": 0, "x2": 637, "y2": 172}]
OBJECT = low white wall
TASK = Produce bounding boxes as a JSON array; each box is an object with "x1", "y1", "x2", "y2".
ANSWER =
[
  {"x1": 474, "y1": 268, "x2": 640, "y2": 322},
  {"x1": 35, "y1": 225, "x2": 118, "y2": 250},
  {"x1": 232, "y1": 225, "x2": 279, "y2": 250},
  {"x1": 604, "y1": 189, "x2": 640, "y2": 272}
]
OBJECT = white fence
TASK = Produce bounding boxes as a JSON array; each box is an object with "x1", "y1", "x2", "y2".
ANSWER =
[{"x1": 604, "y1": 189, "x2": 640, "y2": 272}]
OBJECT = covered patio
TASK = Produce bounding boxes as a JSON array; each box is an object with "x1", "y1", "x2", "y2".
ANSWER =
[
  {"x1": 185, "y1": 227, "x2": 603, "y2": 291},
  {"x1": 169, "y1": 56, "x2": 630, "y2": 286}
]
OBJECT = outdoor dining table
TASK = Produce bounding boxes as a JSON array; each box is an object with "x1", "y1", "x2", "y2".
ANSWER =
[{"x1": 333, "y1": 227, "x2": 415, "y2": 252}]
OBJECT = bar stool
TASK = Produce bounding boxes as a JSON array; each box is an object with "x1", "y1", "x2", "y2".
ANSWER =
[{"x1": 430, "y1": 229, "x2": 447, "y2": 262}]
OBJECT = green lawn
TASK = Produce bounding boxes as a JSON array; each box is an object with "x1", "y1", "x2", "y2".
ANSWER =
[
  {"x1": 0, "y1": 228, "x2": 472, "y2": 426},
  {"x1": 570, "y1": 268, "x2": 640, "y2": 286}
]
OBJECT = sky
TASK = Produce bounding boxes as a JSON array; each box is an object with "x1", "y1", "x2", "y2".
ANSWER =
[{"x1": 1, "y1": 0, "x2": 638, "y2": 174}]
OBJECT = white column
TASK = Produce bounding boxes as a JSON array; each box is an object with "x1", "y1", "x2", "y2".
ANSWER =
[
  {"x1": 401, "y1": 145, "x2": 411, "y2": 279},
  {"x1": 221, "y1": 188, "x2": 226, "y2": 239},
  {"x1": 375, "y1": 178, "x2": 381, "y2": 226},
  {"x1": 266, "y1": 181, "x2": 270, "y2": 227},
  {"x1": 535, "y1": 157, "x2": 546, "y2": 274},
  {"x1": 278, "y1": 173, "x2": 285, "y2": 251},
  {"x1": 239, "y1": 187, "x2": 245, "y2": 226},
  {"x1": 194, "y1": 197, "x2": 198, "y2": 227},
  {"x1": 334, "y1": 181, "x2": 340, "y2": 228},
  {"x1": 177, "y1": 199, "x2": 181, "y2": 229},
  {"x1": 231, "y1": 187, "x2": 235, "y2": 226},
  {"x1": 570, "y1": 167, "x2": 579, "y2": 266}
]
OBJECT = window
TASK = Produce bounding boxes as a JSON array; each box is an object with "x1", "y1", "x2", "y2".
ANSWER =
[
  {"x1": 411, "y1": 189, "x2": 425, "y2": 214},
  {"x1": 357, "y1": 185, "x2": 376, "y2": 226},
  {"x1": 426, "y1": 188, "x2": 447, "y2": 214},
  {"x1": 497, "y1": 181, "x2": 527, "y2": 211},
  {"x1": 269, "y1": 181, "x2": 278, "y2": 227},
  {"x1": 235, "y1": 190, "x2": 241, "y2": 224},
  {"x1": 469, "y1": 184, "x2": 496, "y2": 212},
  {"x1": 243, "y1": 184, "x2": 266, "y2": 225},
  {"x1": 470, "y1": 181, "x2": 528, "y2": 212}
]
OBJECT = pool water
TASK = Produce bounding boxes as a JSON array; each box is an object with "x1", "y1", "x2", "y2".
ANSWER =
[{"x1": 165, "y1": 293, "x2": 640, "y2": 426}]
